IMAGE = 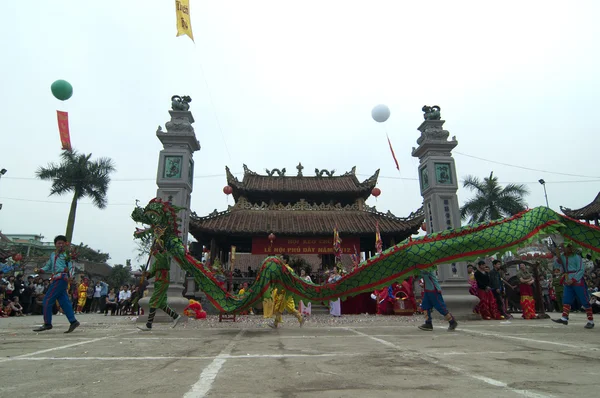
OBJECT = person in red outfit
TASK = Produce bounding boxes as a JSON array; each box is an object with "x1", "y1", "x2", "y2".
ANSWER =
[{"x1": 474, "y1": 260, "x2": 502, "y2": 320}]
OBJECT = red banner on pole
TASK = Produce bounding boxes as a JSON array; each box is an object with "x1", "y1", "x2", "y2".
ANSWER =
[
  {"x1": 386, "y1": 134, "x2": 400, "y2": 171},
  {"x1": 251, "y1": 236, "x2": 360, "y2": 255},
  {"x1": 57, "y1": 111, "x2": 72, "y2": 151}
]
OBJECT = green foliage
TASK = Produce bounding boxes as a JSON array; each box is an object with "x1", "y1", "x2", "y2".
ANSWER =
[
  {"x1": 134, "y1": 234, "x2": 153, "y2": 262},
  {"x1": 289, "y1": 256, "x2": 311, "y2": 274},
  {"x1": 106, "y1": 264, "x2": 133, "y2": 290},
  {"x1": 72, "y1": 242, "x2": 110, "y2": 263},
  {"x1": 36, "y1": 150, "x2": 116, "y2": 242},
  {"x1": 460, "y1": 171, "x2": 529, "y2": 224}
]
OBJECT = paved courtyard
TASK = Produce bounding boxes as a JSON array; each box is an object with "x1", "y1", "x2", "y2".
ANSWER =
[{"x1": 0, "y1": 313, "x2": 598, "y2": 398}]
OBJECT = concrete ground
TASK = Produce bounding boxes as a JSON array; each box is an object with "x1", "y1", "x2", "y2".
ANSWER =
[{"x1": 0, "y1": 313, "x2": 598, "y2": 398}]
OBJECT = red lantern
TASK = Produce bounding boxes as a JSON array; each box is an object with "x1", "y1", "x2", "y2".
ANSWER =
[
  {"x1": 12, "y1": 253, "x2": 23, "y2": 262},
  {"x1": 371, "y1": 187, "x2": 381, "y2": 198},
  {"x1": 268, "y1": 233, "x2": 276, "y2": 242},
  {"x1": 223, "y1": 185, "x2": 233, "y2": 195},
  {"x1": 421, "y1": 223, "x2": 427, "y2": 232}
]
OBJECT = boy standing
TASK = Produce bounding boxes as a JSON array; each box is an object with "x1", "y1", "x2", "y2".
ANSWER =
[
  {"x1": 418, "y1": 270, "x2": 458, "y2": 331},
  {"x1": 33, "y1": 235, "x2": 80, "y2": 333},
  {"x1": 552, "y1": 244, "x2": 594, "y2": 329}
]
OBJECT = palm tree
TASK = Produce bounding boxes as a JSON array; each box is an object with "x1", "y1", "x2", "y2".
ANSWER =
[
  {"x1": 460, "y1": 171, "x2": 529, "y2": 224},
  {"x1": 36, "y1": 150, "x2": 116, "y2": 242}
]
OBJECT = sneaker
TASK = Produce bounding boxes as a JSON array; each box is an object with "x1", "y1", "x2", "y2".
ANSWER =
[
  {"x1": 33, "y1": 324, "x2": 53, "y2": 332},
  {"x1": 448, "y1": 320, "x2": 458, "y2": 331},
  {"x1": 299, "y1": 316, "x2": 305, "y2": 328},
  {"x1": 137, "y1": 325, "x2": 152, "y2": 332},
  {"x1": 267, "y1": 321, "x2": 277, "y2": 329},
  {"x1": 552, "y1": 318, "x2": 568, "y2": 325},
  {"x1": 418, "y1": 323, "x2": 433, "y2": 331},
  {"x1": 171, "y1": 314, "x2": 182, "y2": 328},
  {"x1": 584, "y1": 322, "x2": 595, "y2": 329},
  {"x1": 64, "y1": 321, "x2": 80, "y2": 334}
]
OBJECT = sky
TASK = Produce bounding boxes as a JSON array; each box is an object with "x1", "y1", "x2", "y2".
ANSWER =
[{"x1": 1, "y1": 1, "x2": 599, "y2": 266}]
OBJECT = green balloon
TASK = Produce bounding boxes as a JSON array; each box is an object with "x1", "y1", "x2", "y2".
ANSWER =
[{"x1": 51, "y1": 80, "x2": 73, "y2": 101}]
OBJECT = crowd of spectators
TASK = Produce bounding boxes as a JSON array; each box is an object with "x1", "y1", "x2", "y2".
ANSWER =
[{"x1": 0, "y1": 271, "x2": 147, "y2": 318}]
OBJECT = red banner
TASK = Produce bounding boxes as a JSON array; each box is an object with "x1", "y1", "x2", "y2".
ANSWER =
[
  {"x1": 251, "y1": 236, "x2": 361, "y2": 255},
  {"x1": 57, "y1": 111, "x2": 72, "y2": 151}
]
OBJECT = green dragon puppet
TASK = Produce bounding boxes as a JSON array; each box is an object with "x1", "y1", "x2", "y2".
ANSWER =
[{"x1": 132, "y1": 198, "x2": 600, "y2": 314}]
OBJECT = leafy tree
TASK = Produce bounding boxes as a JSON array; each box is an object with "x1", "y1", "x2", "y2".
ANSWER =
[
  {"x1": 36, "y1": 150, "x2": 116, "y2": 243},
  {"x1": 73, "y1": 243, "x2": 110, "y2": 263},
  {"x1": 289, "y1": 256, "x2": 311, "y2": 274},
  {"x1": 460, "y1": 171, "x2": 529, "y2": 224},
  {"x1": 106, "y1": 264, "x2": 133, "y2": 290},
  {"x1": 134, "y1": 235, "x2": 153, "y2": 263}
]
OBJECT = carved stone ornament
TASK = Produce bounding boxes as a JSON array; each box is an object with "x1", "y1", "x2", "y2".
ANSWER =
[
  {"x1": 165, "y1": 114, "x2": 195, "y2": 133},
  {"x1": 422, "y1": 105, "x2": 441, "y2": 121},
  {"x1": 342, "y1": 166, "x2": 357, "y2": 176},
  {"x1": 265, "y1": 168, "x2": 286, "y2": 177},
  {"x1": 314, "y1": 168, "x2": 336, "y2": 177},
  {"x1": 242, "y1": 164, "x2": 258, "y2": 176},
  {"x1": 416, "y1": 123, "x2": 450, "y2": 145},
  {"x1": 296, "y1": 162, "x2": 304, "y2": 177},
  {"x1": 171, "y1": 95, "x2": 192, "y2": 111}
]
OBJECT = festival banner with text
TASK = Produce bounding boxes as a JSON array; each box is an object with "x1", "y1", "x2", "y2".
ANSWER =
[
  {"x1": 175, "y1": 0, "x2": 194, "y2": 41},
  {"x1": 251, "y1": 236, "x2": 361, "y2": 255},
  {"x1": 56, "y1": 111, "x2": 72, "y2": 151}
]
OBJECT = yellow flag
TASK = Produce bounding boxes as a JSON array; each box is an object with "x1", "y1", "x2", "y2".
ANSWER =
[{"x1": 175, "y1": 0, "x2": 194, "y2": 41}]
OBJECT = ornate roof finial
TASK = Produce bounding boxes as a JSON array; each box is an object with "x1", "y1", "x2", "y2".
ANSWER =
[
  {"x1": 296, "y1": 162, "x2": 304, "y2": 177},
  {"x1": 422, "y1": 105, "x2": 441, "y2": 120},
  {"x1": 265, "y1": 168, "x2": 286, "y2": 177},
  {"x1": 171, "y1": 95, "x2": 192, "y2": 111}
]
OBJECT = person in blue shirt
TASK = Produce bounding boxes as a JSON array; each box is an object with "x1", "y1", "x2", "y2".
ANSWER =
[
  {"x1": 98, "y1": 280, "x2": 109, "y2": 314},
  {"x1": 552, "y1": 243, "x2": 594, "y2": 329},
  {"x1": 32, "y1": 235, "x2": 80, "y2": 333},
  {"x1": 418, "y1": 269, "x2": 458, "y2": 331}
]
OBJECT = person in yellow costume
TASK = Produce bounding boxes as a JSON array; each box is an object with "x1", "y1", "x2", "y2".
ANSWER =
[
  {"x1": 268, "y1": 254, "x2": 305, "y2": 329},
  {"x1": 76, "y1": 277, "x2": 89, "y2": 314},
  {"x1": 238, "y1": 282, "x2": 254, "y2": 315},
  {"x1": 262, "y1": 286, "x2": 275, "y2": 318}
]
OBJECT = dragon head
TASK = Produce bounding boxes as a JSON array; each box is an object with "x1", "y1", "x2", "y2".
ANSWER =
[{"x1": 131, "y1": 198, "x2": 184, "y2": 248}]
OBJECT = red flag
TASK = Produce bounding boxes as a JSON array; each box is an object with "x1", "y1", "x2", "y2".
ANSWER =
[
  {"x1": 375, "y1": 221, "x2": 383, "y2": 255},
  {"x1": 386, "y1": 134, "x2": 399, "y2": 171},
  {"x1": 333, "y1": 227, "x2": 342, "y2": 263},
  {"x1": 57, "y1": 111, "x2": 72, "y2": 151}
]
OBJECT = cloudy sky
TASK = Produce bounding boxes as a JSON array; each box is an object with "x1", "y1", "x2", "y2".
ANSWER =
[{"x1": 1, "y1": 1, "x2": 598, "y2": 266}]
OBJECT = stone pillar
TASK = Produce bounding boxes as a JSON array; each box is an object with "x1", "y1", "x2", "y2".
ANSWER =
[
  {"x1": 411, "y1": 109, "x2": 479, "y2": 318},
  {"x1": 138, "y1": 98, "x2": 201, "y2": 323}
]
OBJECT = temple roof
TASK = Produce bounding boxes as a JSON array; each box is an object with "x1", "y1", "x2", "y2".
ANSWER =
[
  {"x1": 560, "y1": 192, "x2": 600, "y2": 220},
  {"x1": 189, "y1": 201, "x2": 424, "y2": 237},
  {"x1": 225, "y1": 164, "x2": 379, "y2": 202}
]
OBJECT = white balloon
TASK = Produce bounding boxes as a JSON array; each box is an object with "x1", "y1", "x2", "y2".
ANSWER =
[{"x1": 371, "y1": 104, "x2": 390, "y2": 123}]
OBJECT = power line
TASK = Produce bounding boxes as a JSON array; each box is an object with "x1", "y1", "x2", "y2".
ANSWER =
[
  {"x1": 4, "y1": 150, "x2": 600, "y2": 185},
  {"x1": 1, "y1": 177, "x2": 598, "y2": 207},
  {"x1": 4, "y1": 174, "x2": 599, "y2": 185},
  {"x1": 454, "y1": 151, "x2": 600, "y2": 179},
  {"x1": 3, "y1": 173, "x2": 241, "y2": 182},
  {"x1": 0, "y1": 197, "x2": 134, "y2": 206}
]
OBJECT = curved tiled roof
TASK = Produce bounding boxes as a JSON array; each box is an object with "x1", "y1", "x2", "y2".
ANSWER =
[
  {"x1": 560, "y1": 192, "x2": 600, "y2": 220},
  {"x1": 225, "y1": 164, "x2": 379, "y2": 200},
  {"x1": 190, "y1": 205, "x2": 424, "y2": 236}
]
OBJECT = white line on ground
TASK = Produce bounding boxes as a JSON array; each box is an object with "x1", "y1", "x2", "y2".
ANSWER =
[
  {"x1": 183, "y1": 329, "x2": 245, "y2": 398},
  {"x1": 344, "y1": 328, "x2": 554, "y2": 398},
  {"x1": 10, "y1": 352, "x2": 360, "y2": 361},
  {"x1": 454, "y1": 328, "x2": 600, "y2": 350},
  {"x1": 0, "y1": 331, "x2": 138, "y2": 363}
]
